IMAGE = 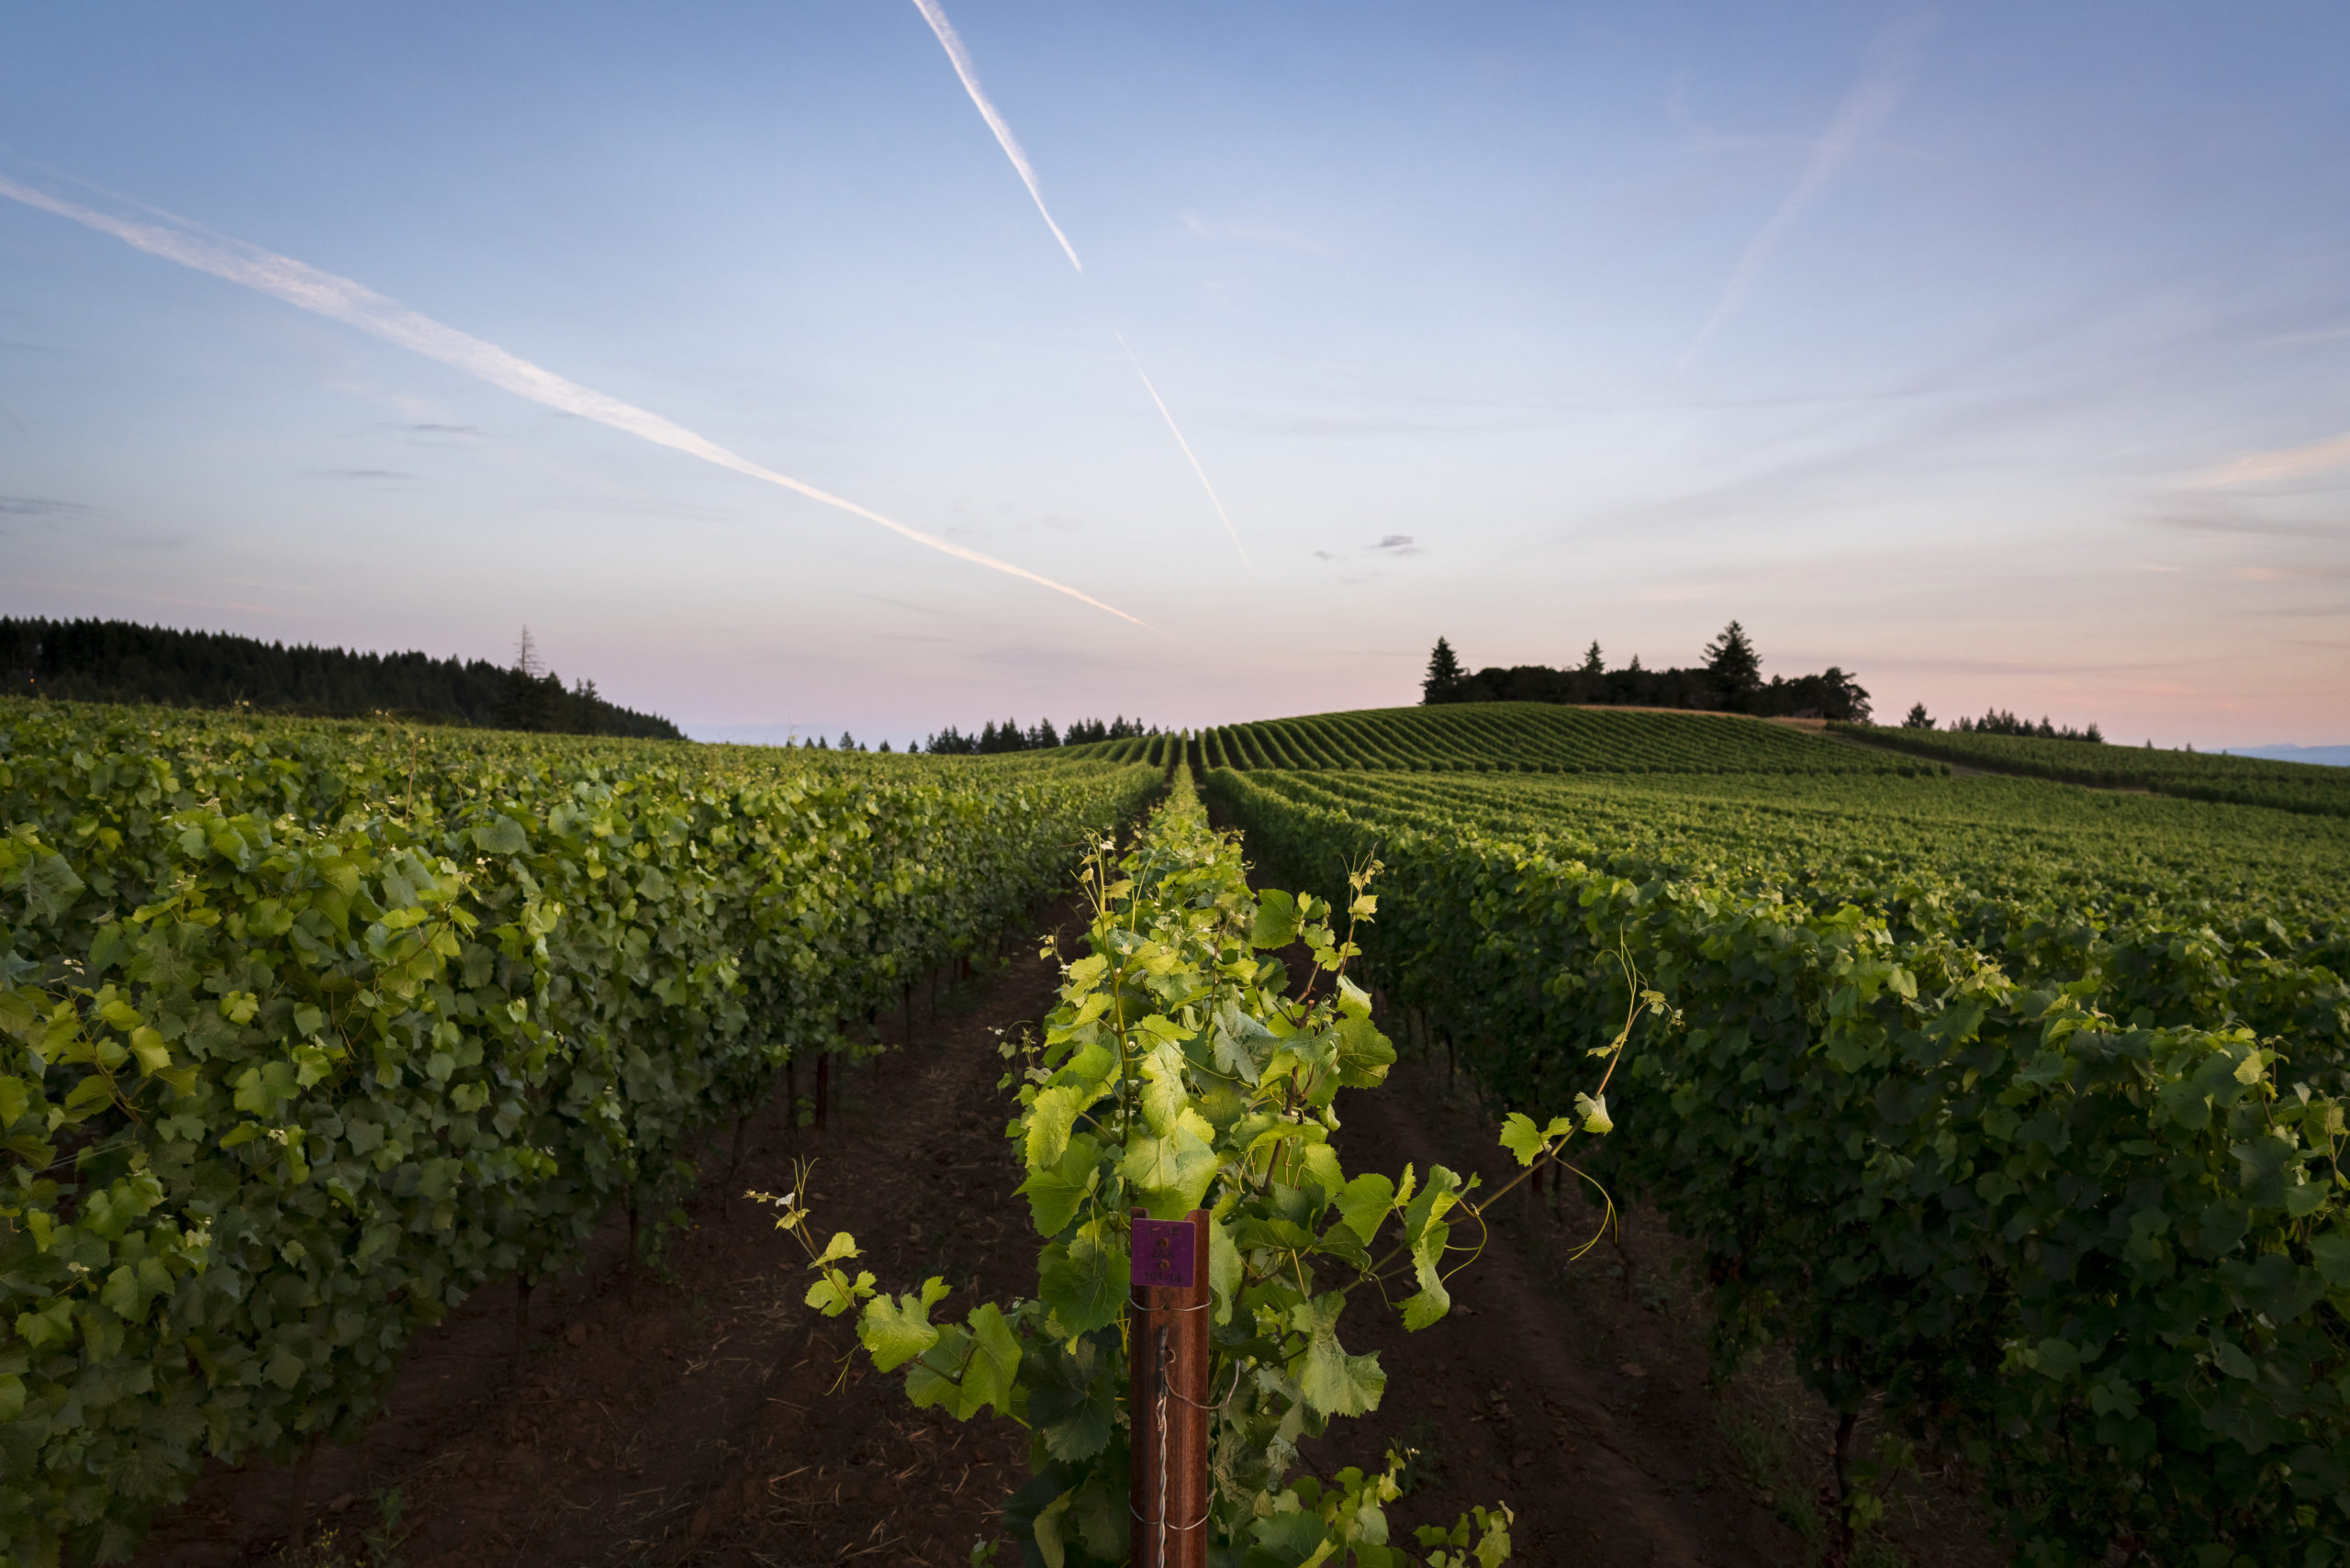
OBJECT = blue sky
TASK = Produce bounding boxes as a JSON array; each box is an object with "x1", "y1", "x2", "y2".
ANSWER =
[{"x1": 4, "y1": 2, "x2": 2345, "y2": 748}]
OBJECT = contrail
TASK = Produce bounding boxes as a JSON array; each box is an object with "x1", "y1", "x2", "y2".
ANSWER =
[
  {"x1": 1113, "y1": 330, "x2": 1248, "y2": 565},
  {"x1": 907, "y1": 0, "x2": 1248, "y2": 565},
  {"x1": 1673, "y1": 7, "x2": 1934, "y2": 380},
  {"x1": 908, "y1": 0, "x2": 1080, "y2": 272},
  {"x1": 0, "y1": 172, "x2": 1147, "y2": 627}
]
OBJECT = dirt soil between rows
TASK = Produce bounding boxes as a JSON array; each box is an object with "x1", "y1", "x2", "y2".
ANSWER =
[{"x1": 134, "y1": 891, "x2": 2012, "y2": 1568}]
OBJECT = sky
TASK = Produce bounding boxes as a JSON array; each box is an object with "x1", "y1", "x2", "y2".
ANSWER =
[{"x1": 3, "y1": 1, "x2": 2345, "y2": 750}]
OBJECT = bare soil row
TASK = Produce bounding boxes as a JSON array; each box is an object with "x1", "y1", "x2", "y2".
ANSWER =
[{"x1": 134, "y1": 897, "x2": 2008, "y2": 1568}]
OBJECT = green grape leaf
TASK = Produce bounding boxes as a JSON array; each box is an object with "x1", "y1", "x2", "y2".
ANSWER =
[
  {"x1": 805, "y1": 1269, "x2": 877, "y2": 1317},
  {"x1": 1121, "y1": 1124, "x2": 1219, "y2": 1217},
  {"x1": 473, "y1": 816, "x2": 530, "y2": 857},
  {"x1": 1497, "y1": 1114, "x2": 1546, "y2": 1168},
  {"x1": 1016, "y1": 1135, "x2": 1102, "y2": 1236},
  {"x1": 21, "y1": 852, "x2": 86, "y2": 923},
  {"x1": 2310, "y1": 1229, "x2": 2350, "y2": 1286},
  {"x1": 1331, "y1": 1015, "x2": 1396, "y2": 1088},
  {"x1": 902, "y1": 1322, "x2": 971, "y2": 1410},
  {"x1": 1209, "y1": 1213, "x2": 1243, "y2": 1321},
  {"x1": 1401, "y1": 1234, "x2": 1452, "y2": 1330},
  {"x1": 1402, "y1": 1165, "x2": 1463, "y2": 1248},
  {"x1": 1135, "y1": 1042, "x2": 1193, "y2": 1136},
  {"x1": 1335, "y1": 1172, "x2": 1396, "y2": 1247},
  {"x1": 953, "y1": 1302, "x2": 1022, "y2": 1418},
  {"x1": 128, "y1": 1027, "x2": 172, "y2": 1077},
  {"x1": 860, "y1": 1277, "x2": 950, "y2": 1372},
  {"x1": 1027, "y1": 1335, "x2": 1116, "y2": 1461},
  {"x1": 1213, "y1": 997, "x2": 1276, "y2": 1085},
  {"x1": 1251, "y1": 889, "x2": 1302, "y2": 950},
  {"x1": 1039, "y1": 1232, "x2": 1123, "y2": 1336},
  {"x1": 1290, "y1": 1293, "x2": 1385, "y2": 1417},
  {"x1": 1025, "y1": 1085, "x2": 1091, "y2": 1172}
]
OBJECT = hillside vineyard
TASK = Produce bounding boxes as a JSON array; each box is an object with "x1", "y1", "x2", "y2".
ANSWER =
[
  {"x1": 1203, "y1": 708, "x2": 2350, "y2": 1565},
  {"x1": 4, "y1": 697, "x2": 2346, "y2": 1563}
]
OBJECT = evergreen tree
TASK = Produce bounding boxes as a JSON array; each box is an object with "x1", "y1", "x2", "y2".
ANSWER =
[
  {"x1": 1903, "y1": 702, "x2": 1933, "y2": 730},
  {"x1": 1702, "y1": 621, "x2": 1762, "y2": 711},
  {"x1": 1578, "y1": 641, "x2": 1605, "y2": 676},
  {"x1": 498, "y1": 627, "x2": 557, "y2": 732},
  {"x1": 1421, "y1": 637, "x2": 1465, "y2": 704},
  {"x1": 838, "y1": 731, "x2": 855, "y2": 751}
]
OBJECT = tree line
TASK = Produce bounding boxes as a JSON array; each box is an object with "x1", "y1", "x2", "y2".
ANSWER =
[
  {"x1": 1421, "y1": 622, "x2": 1873, "y2": 721},
  {"x1": 0, "y1": 618, "x2": 683, "y2": 739},
  {"x1": 921, "y1": 714, "x2": 1159, "y2": 755},
  {"x1": 1900, "y1": 702, "x2": 2104, "y2": 743}
]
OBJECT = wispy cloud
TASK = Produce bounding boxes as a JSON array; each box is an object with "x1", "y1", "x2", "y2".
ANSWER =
[
  {"x1": 1674, "y1": 6, "x2": 1934, "y2": 380},
  {"x1": 2149, "y1": 500, "x2": 2348, "y2": 539},
  {"x1": 1180, "y1": 212, "x2": 1324, "y2": 252},
  {"x1": 856, "y1": 591, "x2": 956, "y2": 617},
  {"x1": 9, "y1": 576, "x2": 325, "y2": 620},
  {"x1": 1314, "y1": 534, "x2": 1426, "y2": 564},
  {"x1": 0, "y1": 495, "x2": 93, "y2": 517},
  {"x1": 2185, "y1": 429, "x2": 2350, "y2": 488},
  {"x1": 907, "y1": 0, "x2": 1080, "y2": 271},
  {"x1": 905, "y1": 1, "x2": 1248, "y2": 565},
  {"x1": 0, "y1": 170, "x2": 1146, "y2": 628}
]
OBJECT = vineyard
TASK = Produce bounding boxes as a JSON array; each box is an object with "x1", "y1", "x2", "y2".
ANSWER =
[
  {"x1": 1191, "y1": 702, "x2": 1936, "y2": 776},
  {"x1": 4, "y1": 695, "x2": 2347, "y2": 1565},
  {"x1": 1206, "y1": 745, "x2": 2350, "y2": 1562},
  {"x1": 1839, "y1": 722, "x2": 2350, "y2": 818},
  {"x1": 1052, "y1": 732, "x2": 1182, "y2": 768},
  {"x1": 0, "y1": 700, "x2": 1157, "y2": 1563}
]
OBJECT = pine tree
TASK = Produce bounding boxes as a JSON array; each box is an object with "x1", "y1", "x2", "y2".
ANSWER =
[
  {"x1": 1701, "y1": 621, "x2": 1762, "y2": 710},
  {"x1": 498, "y1": 626, "x2": 555, "y2": 732},
  {"x1": 1421, "y1": 637, "x2": 1465, "y2": 704},
  {"x1": 1578, "y1": 641, "x2": 1605, "y2": 676},
  {"x1": 1903, "y1": 702, "x2": 1933, "y2": 730}
]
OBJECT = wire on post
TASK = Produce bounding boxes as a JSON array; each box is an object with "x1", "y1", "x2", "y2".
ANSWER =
[{"x1": 1129, "y1": 1208, "x2": 1212, "y2": 1568}]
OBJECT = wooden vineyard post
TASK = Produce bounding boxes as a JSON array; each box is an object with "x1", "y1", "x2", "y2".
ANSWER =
[{"x1": 1129, "y1": 1208, "x2": 1211, "y2": 1568}]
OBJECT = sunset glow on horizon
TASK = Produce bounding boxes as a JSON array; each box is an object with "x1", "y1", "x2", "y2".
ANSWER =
[{"x1": 4, "y1": 3, "x2": 2344, "y2": 751}]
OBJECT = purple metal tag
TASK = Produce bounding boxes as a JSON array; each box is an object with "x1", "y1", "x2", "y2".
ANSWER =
[{"x1": 1131, "y1": 1217, "x2": 1197, "y2": 1290}]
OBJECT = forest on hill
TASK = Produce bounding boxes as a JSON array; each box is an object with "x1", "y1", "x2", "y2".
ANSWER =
[
  {"x1": 0, "y1": 617, "x2": 682, "y2": 738},
  {"x1": 1421, "y1": 622, "x2": 1873, "y2": 721}
]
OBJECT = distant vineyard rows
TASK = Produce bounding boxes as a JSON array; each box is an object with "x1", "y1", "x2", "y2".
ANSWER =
[
  {"x1": 1051, "y1": 732, "x2": 1181, "y2": 768},
  {"x1": 1840, "y1": 722, "x2": 2350, "y2": 819},
  {"x1": 1193, "y1": 703, "x2": 1939, "y2": 777}
]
